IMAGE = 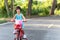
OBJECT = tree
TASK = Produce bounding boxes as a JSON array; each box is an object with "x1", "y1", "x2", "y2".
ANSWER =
[
  {"x1": 27, "y1": 0, "x2": 33, "y2": 17},
  {"x1": 11, "y1": 0, "x2": 14, "y2": 16},
  {"x1": 50, "y1": 0, "x2": 57, "y2": 15},
  {"x1": 4, "y1": 0, "x2": 10, "y2": 17}
]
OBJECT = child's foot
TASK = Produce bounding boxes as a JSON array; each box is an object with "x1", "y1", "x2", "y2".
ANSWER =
[{"x1": 23, "y1": 34, "x2": 27, "y2": 39}]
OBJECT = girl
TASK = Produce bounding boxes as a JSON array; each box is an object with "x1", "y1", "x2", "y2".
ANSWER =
[{"x1": 11, "y1": 6, "x2": 27, "y2": 40}]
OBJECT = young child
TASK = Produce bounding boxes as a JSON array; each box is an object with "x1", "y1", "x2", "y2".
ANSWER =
[{"x1": 11, "y1": 6, "x2": 27, "y2": 40}]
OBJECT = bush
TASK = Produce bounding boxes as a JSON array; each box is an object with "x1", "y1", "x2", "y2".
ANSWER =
[
  {"x1": 31, "y1": 6, "x2": 50, "y2": 16},
  {"x1": 21, "y1": 7, "x2": 27, "y2": 16},
  {"x1": 57, "y1": 3, "x2": 60, "y2": 10},
  {"x1": 38, "y1": 13, "x2": 47, "y2": 16},
  {"x1": 54, "y1": 8, "x2": 60, "y2": 16},
  {"x1": 31, "y1": 1, "x2": 51, "y2": 16},
  {"x1": 0, "y1": 0, "x2": 56, "y2": 17},
  {"x1": 0, "y1": 20, "x2": 7, "y2": 24}
]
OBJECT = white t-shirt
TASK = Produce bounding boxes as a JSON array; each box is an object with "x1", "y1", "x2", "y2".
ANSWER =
[{"x1": 15, "y1": 19, "x2": 22, "y2": 24}]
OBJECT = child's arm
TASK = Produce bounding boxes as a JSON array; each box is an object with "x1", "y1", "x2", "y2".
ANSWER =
[
  {"x1": 12, "y1": 15, "x2": 16, "y2": 20},
  {"x1": 11, "y1": 15, "x2": 16, "y2": 22},
  {"x1": 22, "y1": 14, "x2": 27, "y2": 22}
]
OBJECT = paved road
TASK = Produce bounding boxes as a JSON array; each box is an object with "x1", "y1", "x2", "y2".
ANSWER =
[{"x1": 0, "y1": 17, "x2": 60, "y2": 40}]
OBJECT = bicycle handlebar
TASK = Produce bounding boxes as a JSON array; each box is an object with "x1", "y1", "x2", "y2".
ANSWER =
[{"x1": 10, "y1": 19, "x2": 27, "y2": 22}]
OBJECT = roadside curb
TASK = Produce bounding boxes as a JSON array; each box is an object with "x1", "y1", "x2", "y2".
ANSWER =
[{"x1": 0, "y1": 22, "x2": 13, "y2": 25}]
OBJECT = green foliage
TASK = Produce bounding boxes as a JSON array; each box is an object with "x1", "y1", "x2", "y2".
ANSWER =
[
  {"x1": 38, "y1": 13, "x2": 47, "y2": 16},
  {"x1": 14, "y1": 0, "x2": 28, "y2": 16},
  {"x1": 31, "y1": 0, "x2": 51, "y2": 16},
  {"x1": 0, "y1": 6, "x2": 7, "y2": 18},
  {"x1": 38, "y1": 8, "x2": 49, "y2": 16},
  {"x1": 57, "y1": 0, "x2": 60, "y2": 4},
  {"x1": 54, "y1": 8, "x2": 60, "y2": 16},
  {"x1": 57, "y1": 3, "x2": 60, "y2": 9},
  {"x1": 0, "y1": 20, "x2": 7, "y2": 24},
  {"x1": 0, "y1": 0, "x2": 4, "y2": 8},
  {"x1": 0, "y1": 0, "x2": 11, "y2": 18},
  {"x1": 54, "y1": 0, "x2": 60, "y2": 16},
  {"x1": 0, "y1": 0, "x2": 60, "y2": 18},
  {"x1": 21, "y1": 7, "x2": 27, "y2": 16}
]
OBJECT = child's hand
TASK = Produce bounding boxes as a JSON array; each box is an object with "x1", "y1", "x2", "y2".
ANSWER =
[
  {"x1": 11, "y1": 19, "x2": 15, "y2": 22},
  {"x1": 23, "y1": 19, "x2": 27, "y2": 22}
]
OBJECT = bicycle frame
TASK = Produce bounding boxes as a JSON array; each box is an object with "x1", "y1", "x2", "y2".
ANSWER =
[
  {"x1": 13, "y1": 20, "x2": 27, "y2": 40},
  {"x1": 15, "y1": 28, "x2": 28, "y2": 40}
]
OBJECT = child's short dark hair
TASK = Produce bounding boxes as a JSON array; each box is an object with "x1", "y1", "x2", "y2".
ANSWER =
[{"x1": 16, "y1": 6, "x2": 21, "y2": 10}]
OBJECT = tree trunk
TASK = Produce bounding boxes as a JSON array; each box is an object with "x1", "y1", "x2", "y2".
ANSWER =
[
  {"x1": 50, "y1": 0, "x2": 57, "y2": 15},
  {"x1": 4, "y1": 0, "x2": 10, "y2": 17},
  {"x1": 11, "y1": 0, "x2": 14, "y2": 17},
  {"x1": 26, "y1": 0, "x2": 33, "y2": 17}
]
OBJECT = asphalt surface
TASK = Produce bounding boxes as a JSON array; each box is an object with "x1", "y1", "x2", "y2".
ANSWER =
[{"x1": 0, "y1": 16, "x2": 60, "y2": 40}]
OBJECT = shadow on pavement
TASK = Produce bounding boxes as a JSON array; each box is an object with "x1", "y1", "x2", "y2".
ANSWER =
[{"x1": 24, "y1": 30, "x2": 48, "y2": 40}]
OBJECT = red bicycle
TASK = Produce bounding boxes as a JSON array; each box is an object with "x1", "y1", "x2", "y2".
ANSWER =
[
  {"x1": 14, "y1": 24, "x2": 28, "y2": 40},
  {"x1": 11, "y1": 20, "x2": 28, "y2": 40}
]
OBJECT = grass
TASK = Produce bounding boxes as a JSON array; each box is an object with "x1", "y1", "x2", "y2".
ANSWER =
[
  {"x1": 0, "y1": 18, "x2": 10, "y2": 24},
  {"x1": 0, "y1": 20, "x2": 7, "y2": 24}
]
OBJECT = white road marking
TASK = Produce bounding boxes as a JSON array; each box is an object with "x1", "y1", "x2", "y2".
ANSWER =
[
  {"x1": 0, "y1": 22, "x2": 12, "y2": 25},
  {"x1": 0, "y1": 22, "x2": 60, "y2": 28},
  {"x1": 48, "y1": 24, "x2": 53, "y2": 28}
]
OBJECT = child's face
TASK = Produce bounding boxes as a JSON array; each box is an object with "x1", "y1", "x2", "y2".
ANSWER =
[{"x1": 16, "y1": 9, "x2": 20, "y2": 14}]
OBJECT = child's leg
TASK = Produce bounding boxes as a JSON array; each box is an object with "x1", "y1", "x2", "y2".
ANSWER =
[
  {"x1": 14, "y1": 33, "x2": 19, "y2": 40},
  {"x1": 20, "y1": 29, "x2": 24, "y2": 37},
  {"x1": 21, "y1": 29, "x2": 24, "y2": 34},
  {"x1": 21, "y1": 29, "x2": 27, "y2": 38},
  {"x1": 13, "y1": 29, "x2": 19, "y2": 40}
]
